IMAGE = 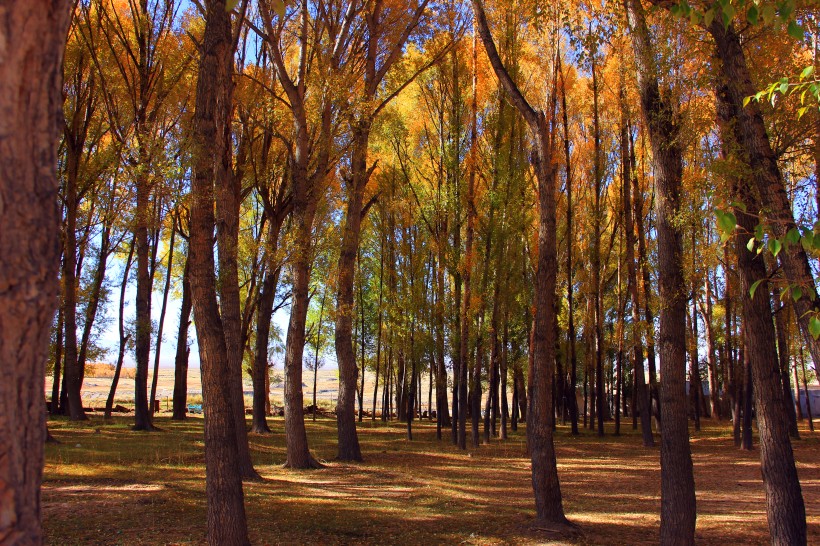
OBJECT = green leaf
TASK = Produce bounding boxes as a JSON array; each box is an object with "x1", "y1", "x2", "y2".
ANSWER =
[
  {"x1": 755, "y1": 223, "x2": 765, "y2": 241},
  {"x1": 746, "y1": 5, "x2": 758, "y2": 24},
  {"x1": 730, "y1": 200, "x2": 747, "y2": 212},
  {"x1": 810, "y1": 316, "x2": 820, "y2": 339},
  {"x1": 704, "y1": 7, "x2": 716, "y2": 27},
  {"x1": 749, "y1": 279, "x2": 764, "y2": 299},
  {"x1": 801, "y1": 231, "x2": 815, "y2": 251},
  {"x1": 800, "y1": 65, "x2": 815, "y2": 81},
  {"x1": 798, "y1": 106, "x2": 809, "y2": 119},
  {"x1": 792, "y1": 285, "x2": 803, "y2": 302},
  {"x1": 747, "y1": 237, "x2": 756, "y2": 252},
  {"x1": 226, "y1": 0, "x2": 239, "y2": 11},
  {"x1": 786, "y1": 227, "x2": 800, "y2": 246},
  {"x1": 788, "y1": 21, "x2": 804, "y2": 40},
  {"x1": 779, "y1": 79, "x2": 790, "y2": 95},
  {"x1": 722, "y1": 2, "x2": 736, "y2": 24},
  {"x1": 762, "y1": 4, "x2": 776, "y2": 24},
  {"x1": 768, "y1": 238, "x2": 782, "y2": 256},
  {"x1": 743, "y1": 96, "x2": 752, "y2": 107},
  {"x1": 717, "y1": 210, "x2": 737, "y2": 234}
]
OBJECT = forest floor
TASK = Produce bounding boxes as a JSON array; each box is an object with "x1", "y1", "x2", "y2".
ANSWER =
[{"x1": 44, "y1": 416, "x2": 819, "y2": 545}]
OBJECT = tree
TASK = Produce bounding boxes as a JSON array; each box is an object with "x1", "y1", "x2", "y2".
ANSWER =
[
  {"x1": 472, "y1": 0, "x2": 570, "y2": 529},
  {"x1": 188, "y1": 0, "x2": 250, "y2": 542},
  {"x1": 624, "y1": 0, "x2": 696, "y2": 541},
  {"x1": 0, "y1": 1, "x2": 73, "y2": 542}
]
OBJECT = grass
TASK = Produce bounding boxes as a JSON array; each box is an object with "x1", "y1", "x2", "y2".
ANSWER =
[{"x1": 44, "y1": 415, "x2": 820, "y2": 545}]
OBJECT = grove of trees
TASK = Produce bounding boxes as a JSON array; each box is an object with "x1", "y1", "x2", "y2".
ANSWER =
[{"x1": 1, "y1": 0, "x2": 819, "y2": 543}]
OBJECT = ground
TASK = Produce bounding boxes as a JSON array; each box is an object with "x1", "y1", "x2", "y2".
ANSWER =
[{"x1": 44, "y1": 416, "x2": 819, "y2": 545}]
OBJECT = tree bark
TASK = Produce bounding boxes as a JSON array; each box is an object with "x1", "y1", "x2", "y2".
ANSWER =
[
  {"x1": 172, "y1": 253, "x2": 192, "y2": 421},
  {"x1": 150, "y1": 223, "x2": 175, "y2": 418},
  {"x1": 189, "y1": 1, "x2": 250, "y2": 542},
  {"x1": 713, "y1": 69, "x2": 807, "y2": 542},
  {"x1": 624, "y1": 0, "x2": 695, "y2": 541},
  {"x1": 0, "y1": 2, "x2": 71, "y2": 543},
  {"x1": 472, "y1": 0, "x2": 568, "y2": 526}
]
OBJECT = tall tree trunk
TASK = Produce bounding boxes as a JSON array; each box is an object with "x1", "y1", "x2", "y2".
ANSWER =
[
  {"x1": 62, "y1": 132, "x2": 86, "y2": 421},
  {"x1": 251, "y1": 217, "x2": 284, "y2": 433},
  {"x1": 335, "y1": 124, "x2": 369, "y2": 461},
  {"x1": 189, "y1": 1, "x2": 250, "y2": 542},
  {"x1": 714, "y1": 71, "x2": 807, "y2": 541},
  {"x1": 700, "y1": 272, "x2": 722, "y2": 420},
  {"x1": 590, "y1": 47, "x2": 605, "y2": 437},
  {"x1": 625, "y1": 0, "x2": 695, "y2": 541},
  {"x1": 709, "y1": 20, "x2": 820, "y2": 383},
  {"x1": 216, "y1": 143, "x2": 258, "y2": 479},
  {"x1": 0, "y1": 2, "x2": 71, "y2": 542},
  {"x1": 106, "y1": 238, "x2": 136, "y2": 418},
  {"x1": 150, "y1": 224, "x2": 175, "y2": 417},
  {"x1": 559, "y1": 56, "x2": 579, "y2": 436},
  {"x1": 172, "y1": 253, "x2": 192, "y2": 420},
  {"x1": 773, "y1": 297, "x2": 799, "y2": 439}
]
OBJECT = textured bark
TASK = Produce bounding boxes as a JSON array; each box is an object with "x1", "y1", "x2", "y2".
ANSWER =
[
  {"x1": 0, "y1": 2, "x2": 71, "y2": 543},
  {"x1": 713, "y1": 66, "x2": 807, "y2": 542},
  {"x1": 473, "y1": 0, "x2": 568, "y2": 526},
  {"x1": 172, "y1": 254, "x2": 191, "y2": 421},
  {"x1": 189, "y1": 1, "x2": 249, "y2": 543},
  {"x1": 216, "y1": 137, "x2": 258, "y2": 479},
  {"x1": 335, "y1": 125, "x2": 367, "y2": 461},
  {"x1": 625, "y1": 0, "x2": 695, "y2": 541},
  {"x1": 709, "y1": 21, "x2": 820, "y2": 381},
  {"x1": 150, "y1": 224, "x2": 175, "y2": 417},
  {"x1": 559, "y1": 56, "x2": 579, "y2": 436},
  {"x1": 251, "y1": 219, "x2": 283, "y2": 434}
]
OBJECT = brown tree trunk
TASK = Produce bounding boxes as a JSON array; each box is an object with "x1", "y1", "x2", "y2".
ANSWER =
[
  {"x1": 773, "y1": 297, "x2": 799, "y2": 439},
  {"x1": 172, "y1": 253, "x2": 191, "y2": 421},
  {"x1": 700, "y1": 273, "x2": 722, "y2": 420},
  {"x1": 559, "y1": 55, "x2": 579, "y2": 436},
  {"x1": 0, "y1": 2, "x2": 71, "y2": 542},
  {"x1": 472, "y1": 1, "x2": 567, "y2": 523},
  {"x1": 150, "y1": 224, "x2": 175, "y2": 418},
  {"x1": 625, "y1": 0, "x2": 695, "y2": 541},
  {"x1": 714, "y1": 69, "x2": 807, "y2": 541},
  {"x1": 621, "y1": 109, "x2": 653, "y2": 447},
  {"x1": 106, "y1": 237, "x2": 136, "y2": 418},
  {"x1": 189, "y1": 1, "x2": 250, "y2": 542},
  {"x1": 335, "y1": 132, "x2": 368, "y2": 458},
  {"x1": 710, "y1": 21, "x2": 820, "y2": 381}
]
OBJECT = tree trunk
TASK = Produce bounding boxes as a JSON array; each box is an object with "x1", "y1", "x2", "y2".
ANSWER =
[
  {"x1": 773, "y1": 297, "x2": 799, "y2": 439},
  {"x1": 216, "y1": 135, "x2": 258, "y2": 480},
  {"x1": 172, "y1": 253, "x2": 192, "y2": 421},
  {"x1": 625, "y1": 0, "x2": 695, "y2": 541},
  {"x1": 335, "y1": 127, "x2": 368, "y2": 460},
  {"x1": 710, "y1": 21, "x2": 820, "y2": 381},
  {"x1": 189, "y1": 1, "x2": 250, "y2": 542},
  {"x1": 106, "y1": 238, "x2": 136, "y2": 418},
  {"x1": 252, "y1": 217, "x2": 284, "y2": 433},
  {"x1": 0, "y1": 2, "x2": 71, "y2": 542},
  {"x1": 150, "y1": 224, "x2": 175, "y2": 418}
]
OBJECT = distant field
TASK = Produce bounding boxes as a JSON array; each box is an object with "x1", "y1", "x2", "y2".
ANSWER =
[{"x1": 45, "y1": 366, "x2": 449, "y2": 416}]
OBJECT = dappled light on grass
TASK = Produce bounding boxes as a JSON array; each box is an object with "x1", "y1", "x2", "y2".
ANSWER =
[{"x1": 43, "y1": 416, "x2": 819, "y2": 544}]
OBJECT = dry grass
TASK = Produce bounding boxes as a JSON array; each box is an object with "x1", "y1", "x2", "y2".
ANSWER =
[{"x1": 43, "y1": 416, "x2": 819, "y2": 545}]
